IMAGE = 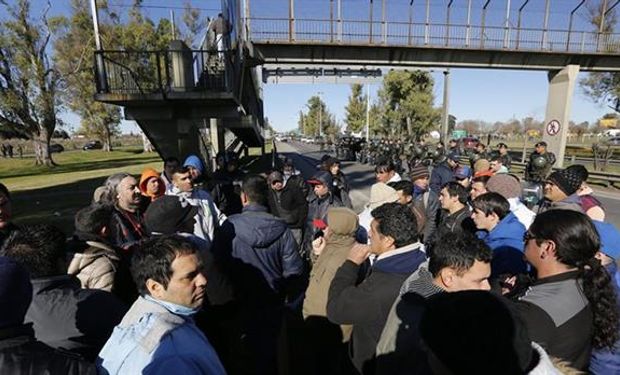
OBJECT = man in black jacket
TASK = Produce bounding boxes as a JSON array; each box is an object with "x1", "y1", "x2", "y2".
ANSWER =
[
  {"x1": 303, "y1": 171, "x2": 343, "y2": 259},
  {"x1": 375, "y1": 232, "x2": 492, "y2": 375},
  {"x1": 437, "y1": 181, "x2": 476, "y2": 236},
  {"x1": 1, "y1": 224, "x2": 127, "y2": 361},
  {"x1": 429, "y1": 153, "x2": 458, "y2": 194},
  {"x1": 267, "y1": 170, "x2": 308, "y2": 246},
  {"x1": 0, "y1": 256, "x2": 96, "y2": 374},
  {"x1": 327, "y1": 203, "x2": 426, "y2": 374}
]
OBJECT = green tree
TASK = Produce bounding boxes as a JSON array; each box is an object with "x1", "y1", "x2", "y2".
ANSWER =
[
  {"x1": 0, "y1": 0, "x2": 61, "y2": 166},
  {"x1": 344, "y1": 84, "x2": 366, "y2": 132},
  {"x1": 54, "y1": 0, "x2": 121, "y2": 151},
  {"x1": 580, "y1": 1, "x2": 620, "y2": 108},
  {"x1": 302, "y1": 96, "x2": 336, "y2": 137},
  {"x1": 376, "y1": 70, "x2": 440, "y2": 140}
]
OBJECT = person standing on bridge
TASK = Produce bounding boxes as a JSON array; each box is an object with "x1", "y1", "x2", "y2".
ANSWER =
[{"x1": 208, "y1": 13, "x2": 230, "y2": 60}]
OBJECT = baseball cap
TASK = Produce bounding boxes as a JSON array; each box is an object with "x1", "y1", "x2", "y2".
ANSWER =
[
  {"x1": 535, "y1": 141, "x2": 547, "y2": 147},
  {"x1": 307, "y1": 171, "x2": 333, "y2": 187},
  {"x1": 447, "y1": 152, "x2": 460, "y2": 163},
  {"x1": 454, "y1": 166, "x2": 472, "y2": 180}
]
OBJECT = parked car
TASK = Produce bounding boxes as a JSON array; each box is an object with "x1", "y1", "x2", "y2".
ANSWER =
[
  {"x1": 606, "y1": 136, "x2": 620, "y2": 145},
  {"x1": 83, "y1": 140, "x2": 103, "y2": 150},
  {"x1": 459, "y1": 137, "x2": 480, "y2": 150},
  {"x1": 49, "y1": 143, "x2": 64, "y2": 153}
]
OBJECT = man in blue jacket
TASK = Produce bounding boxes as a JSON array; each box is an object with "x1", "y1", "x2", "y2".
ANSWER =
[
  {"x1": 471, "y1": 192, "x2": 527, "y2": 278},
  {"x1": 97, "y1": 235, "x2": 226, "y2": 375},
  {"x1": 213, "y1": 174, "x2": 305, "y2": 375}
]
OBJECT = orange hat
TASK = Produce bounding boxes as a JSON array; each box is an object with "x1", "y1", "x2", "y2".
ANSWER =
[{"x1": 139, "y1": 168, "x2": 165, "y2": 199}]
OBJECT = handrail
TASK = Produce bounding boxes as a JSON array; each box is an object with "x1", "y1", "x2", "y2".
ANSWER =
[{"x1": 247, "y1": 16, "x2": 620, "y2": 55}]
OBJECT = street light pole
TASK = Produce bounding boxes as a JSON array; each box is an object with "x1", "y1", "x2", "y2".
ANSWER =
[
  {"x1": 318, "y1": 91, "x2": 324, "y2": 137},
  {"x1": 441, "y1": 69, "x2": 451, "y2": 146},
  {"x1": 366, "y1": 84, "x2": 370, "y2": 142}
]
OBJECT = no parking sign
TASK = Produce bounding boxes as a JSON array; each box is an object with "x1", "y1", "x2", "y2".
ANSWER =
[{"x1": 546, "y1": 120, "x2": 561, "y2": 136}]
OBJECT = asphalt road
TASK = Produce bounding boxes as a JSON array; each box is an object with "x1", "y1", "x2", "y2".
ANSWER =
[{"x1": 276, "y1": 141, "x2": 620, "y2": 227}]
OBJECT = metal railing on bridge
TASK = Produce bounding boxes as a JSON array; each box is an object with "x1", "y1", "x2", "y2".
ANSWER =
[
  {"x1": 94, "y1": 49, "x2": 234, "y2": 96},
  {"x1": 247, "y1": 18, "x2": 620, "y2": 55}
]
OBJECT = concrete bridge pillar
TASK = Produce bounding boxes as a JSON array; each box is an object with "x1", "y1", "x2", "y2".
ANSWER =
[
  {"x1": 209, "y1": 118, "x2": 226, "y2": 156},
  {"x1": 542, "y1": 64, "x2": 580, "y2": 169},
  {"x1": 177, "y1": 120, "x2": 199, "y2": 160}
]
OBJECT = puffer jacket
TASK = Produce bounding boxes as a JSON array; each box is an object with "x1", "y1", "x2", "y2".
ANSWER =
[
  {"x1": 0, "y1": 324, "x2": 96, "y2": 375},
  {"x1": 67, "y1": 241, "x2": 119, "y2": 292},
  {"x1": 213, "y1": 204, "x2": 305, "y2": 307},
  {"x1": 476, "y1": 212, "x2": 528, "y2": 277}
]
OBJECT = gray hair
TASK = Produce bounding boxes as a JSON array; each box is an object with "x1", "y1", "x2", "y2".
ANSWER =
[{"x1": 100, "y1": 172, "x2": 133, "y2": 205}]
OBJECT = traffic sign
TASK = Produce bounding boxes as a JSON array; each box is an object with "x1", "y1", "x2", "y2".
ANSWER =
[{"x1": 546, "y1": 120, "x2": 561, "y2": 136}]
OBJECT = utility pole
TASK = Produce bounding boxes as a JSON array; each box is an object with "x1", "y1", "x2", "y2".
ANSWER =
[
  {"x1": 366, "y1": 84, "x2": 370, "y2": 142},
  {"x1": 89, "y1": 0, "x2": 108, "y2": 92},
  {"x1": 441, "y1": 69, "x2": 451, "y2": 146},
  {"x1": 318, "y1": 91, "x2": 324, "y2": 137}
]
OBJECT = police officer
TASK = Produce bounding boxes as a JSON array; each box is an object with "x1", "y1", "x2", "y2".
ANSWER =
[{"x1": 525, "y1": 141, "x2": 556, "y2": 182}]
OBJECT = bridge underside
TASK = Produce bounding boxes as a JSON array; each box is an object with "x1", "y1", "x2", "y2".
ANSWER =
[{"x1": 251, "y1": 42, "x2": 620, "y2": 72}]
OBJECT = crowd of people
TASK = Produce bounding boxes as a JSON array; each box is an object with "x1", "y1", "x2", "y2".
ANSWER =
[{"x1": 0, "y1": 142, "x2": 618, "y2": 375}]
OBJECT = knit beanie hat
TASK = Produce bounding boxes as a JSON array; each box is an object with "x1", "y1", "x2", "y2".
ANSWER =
[
  {"x1": 565, "y1": 164, "x2": 588, "y2": 184},
  {"x1": 473, "y1": 159, "x2": 490, "y2": 174},
  {"x1": 327, "y1": 207, "x2": 359, "y2": 237},
  {"x1": 409, "y1": 164, "x2": 430, "y2": 181},
  {"x1": 368, "y1": 183, "x2": 399, "y2": 210},
  {"x1": 144, "y1": 195, "x2": 199, "y2": 235},
  {"x1": 0, "y1": 256, "x2": 32, "y2": 329},
  {"x1": 546, "y1": 169, "x2": 582, "y2": 196},
  {"x1": 183, "y1": 155, "x2": 204, "y2": 175},
  {"x1": 486, "y1": 174, "x2": 522, "y2": 199}
]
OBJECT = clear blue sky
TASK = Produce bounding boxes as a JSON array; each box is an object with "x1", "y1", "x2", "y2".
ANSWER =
[{"x1": 24, "y1": 0, "x2": 616, "y2": 133}]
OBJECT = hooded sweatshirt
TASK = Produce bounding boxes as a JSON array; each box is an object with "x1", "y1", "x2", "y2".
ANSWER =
[
  {"x1": 477, "y1": 212, "x2": 528, "y2": 277},
  {"x1": 303, "y1": 208, "x2": 358, "y2": 340}
]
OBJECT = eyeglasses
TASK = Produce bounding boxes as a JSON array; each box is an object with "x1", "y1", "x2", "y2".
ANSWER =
[{"x1": 523, "y1": 232, "x2": 537, "y2": 243}]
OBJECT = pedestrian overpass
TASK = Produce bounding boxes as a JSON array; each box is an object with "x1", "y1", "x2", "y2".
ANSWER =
[{"x1": 92, "y1": 0, "x2": 620, "y2": 167}]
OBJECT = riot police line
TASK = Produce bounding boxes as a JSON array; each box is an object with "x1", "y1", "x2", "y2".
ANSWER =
[{"x1": 333, "y1": 136, "x2": 557, "y2": 208}]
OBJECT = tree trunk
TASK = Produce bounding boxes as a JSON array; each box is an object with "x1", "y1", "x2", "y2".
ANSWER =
[
  {"x1": 33, "y1": 130, "x2": 55, "y2": 166},
  {"x1": 142, "y1": 132, "x2": 154, "y2": 152},
  {"x1": 104, "y1": 124, "x2": 113, "y2": 152}
]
